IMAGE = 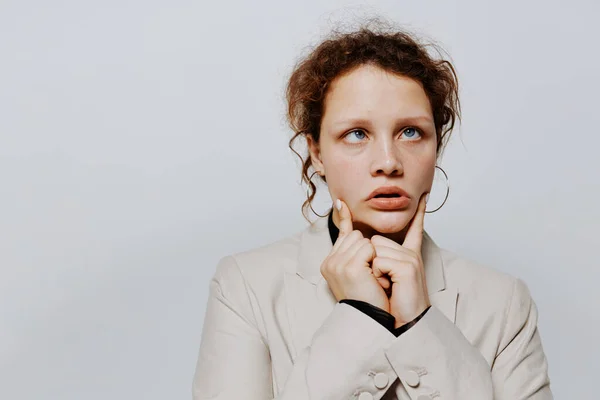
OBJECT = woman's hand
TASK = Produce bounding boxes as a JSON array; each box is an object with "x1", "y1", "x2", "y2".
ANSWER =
[
  {"x1": 371, "y1": 193, "x2": 431, "y2": 328},
  {"x1": 320, "y1": 199, "x2": 391, "y2": 312}
]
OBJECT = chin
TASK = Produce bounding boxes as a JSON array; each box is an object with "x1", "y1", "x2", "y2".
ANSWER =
[{"x1": 363, "y1": 210, "x2": 410, "y2": 234}]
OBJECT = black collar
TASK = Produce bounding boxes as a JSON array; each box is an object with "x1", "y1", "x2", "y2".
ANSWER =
[{"x1": 327, "y1": 210, "x2": 339, "y2": 244}]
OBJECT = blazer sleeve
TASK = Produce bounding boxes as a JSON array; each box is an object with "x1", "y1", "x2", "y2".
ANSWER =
[
  {"x1": 490, "y1": 277, "x2": 553, "y2": 399},
  {"x1": 192, "y1": 256, "x2": 273, "y2": 399},
  {"x1": 380, "y1": 278, "x2": 553, "y2": 399},
  {"x1": 192, "y1": 255, "x2": 406, "y2": 400}
]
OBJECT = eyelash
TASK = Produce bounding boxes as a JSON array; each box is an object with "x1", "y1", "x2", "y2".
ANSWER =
[{"x1": 343, "y1": 127, "x2": 423, "y2": 143}]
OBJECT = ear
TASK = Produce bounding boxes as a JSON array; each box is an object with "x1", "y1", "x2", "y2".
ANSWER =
[{"x1": 306, "y1": 134, "x2": 325, "y2": 173}]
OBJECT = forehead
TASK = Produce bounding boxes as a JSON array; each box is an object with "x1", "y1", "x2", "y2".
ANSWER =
[{"x1": 322, "y1": 64, "x2": 433, "y2": 123}]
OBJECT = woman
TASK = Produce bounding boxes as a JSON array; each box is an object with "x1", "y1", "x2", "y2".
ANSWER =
[{"x1": 192, "y1": 22, "x2": 553, "y2": 400}]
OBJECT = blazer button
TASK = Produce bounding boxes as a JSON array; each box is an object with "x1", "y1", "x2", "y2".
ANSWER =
[
  {"x1": 358, "y1": 392, "x2": 374, "y2": 400},
  {"x1": 373, "y1": 372, "x2": 389, "y2": 389},
  {"x1": 404, "y1": 370, "x2": 420, "y2": 387}
]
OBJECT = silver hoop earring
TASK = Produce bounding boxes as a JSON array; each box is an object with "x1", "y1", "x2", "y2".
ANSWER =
[
  {"x1": 425, "y1": 165, "x2": 450, "y2": 213},
  {"x1": 306, "y1": 171, "x2": 330, "y2": 218}
]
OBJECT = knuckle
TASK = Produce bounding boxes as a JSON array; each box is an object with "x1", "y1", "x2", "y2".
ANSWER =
[
  {"x1": 349, "y1": 230, "x2": 363, "y2": 240},
  {"x1": 321, "y1": 256, "x2": 333, "y2": 271},
  {"x1": 368, "y1": 244, "x2": 376, "y2": 258},
  {"x1": 408, "y1": 254, "x2": 421, "y2": 267},
  {"x1": 371, "y1": 264, "x2": 381, "y2": 276},
  {"x1": 359, "y1": 240, "x2": 375, "y2": 256}
]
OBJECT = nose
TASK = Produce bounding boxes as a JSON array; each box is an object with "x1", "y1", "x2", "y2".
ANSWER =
[{"x1": 371, "y1": 138, "x2": 404, "y2": 176}]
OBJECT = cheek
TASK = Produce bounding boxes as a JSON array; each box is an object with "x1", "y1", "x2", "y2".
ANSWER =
[
  {"x1": 409, "y1": 153, "x2": 437, "y2": 190},
  {"x1": 325, "y1": 159, "x2": 365, "y2": 200}
]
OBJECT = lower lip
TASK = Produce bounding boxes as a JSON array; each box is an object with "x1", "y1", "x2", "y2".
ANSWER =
[{"x1": 368, "y1": 196, "x2": 411, "y2": 210}]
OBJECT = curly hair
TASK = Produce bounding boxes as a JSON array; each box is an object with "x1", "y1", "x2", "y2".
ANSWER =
[{"x1": 285, "y1": 18, "x2": 461, "y2": 223}]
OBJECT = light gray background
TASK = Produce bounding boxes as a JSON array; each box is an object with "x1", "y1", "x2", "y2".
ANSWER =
[{"x1": 1, "y1": 1, "x2": 598, "y2": 399}]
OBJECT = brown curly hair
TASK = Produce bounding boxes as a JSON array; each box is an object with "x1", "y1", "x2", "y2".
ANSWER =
[{"x1": 285, "y1": 19, "x2": 461, "y2": 223}]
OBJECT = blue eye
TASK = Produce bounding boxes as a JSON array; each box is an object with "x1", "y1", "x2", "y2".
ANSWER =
[
  {"x1": 345, "y1": 129, "x2": 367, "y2": 142},
  {"x1": 402, "y1": 127, "x2": 421, "y2": 139},
  {"x1": 343, "y1": 127, "x2": 422, "y2": 143}
]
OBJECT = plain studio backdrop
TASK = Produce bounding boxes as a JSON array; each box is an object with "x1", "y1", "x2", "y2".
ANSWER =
[{"x1": 1, "y1": 0, "x2": 598, "y2": 398}]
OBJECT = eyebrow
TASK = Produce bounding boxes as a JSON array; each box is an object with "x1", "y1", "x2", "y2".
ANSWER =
[{"x1": 330, "y1": 115, "x2": 434, "y2": 129}]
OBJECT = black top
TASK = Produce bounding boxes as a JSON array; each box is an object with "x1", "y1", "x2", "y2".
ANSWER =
[{"x1": 327, "y1": 210, "x2": 430, "y2": 336}]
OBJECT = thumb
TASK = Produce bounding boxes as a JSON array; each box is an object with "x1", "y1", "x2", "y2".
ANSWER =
[{"x1": 335, "y1": 199, "x2": 353, "y2": 237}]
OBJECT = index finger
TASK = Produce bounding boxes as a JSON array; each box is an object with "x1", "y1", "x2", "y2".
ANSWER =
[
  {"x1": 401, "y1": 192, "x2": 427, "y2": 253},
  {"x1": 335, "y1": 198, "x2": 353, "y2": 237}
]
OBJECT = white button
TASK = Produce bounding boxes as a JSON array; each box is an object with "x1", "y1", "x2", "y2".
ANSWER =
[
  {"x1": 404, "y1": 370, "x2": 420, "y2": 387},
  {"x1": 358, "y1": 392, "x2": 373, "y2": 400},
  {"x1": 373, "y1": 372, "x2": 389, "y2": 389}
]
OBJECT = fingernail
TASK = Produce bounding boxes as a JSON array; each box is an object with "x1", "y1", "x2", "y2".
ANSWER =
[
  {"x1": 425, "y1": 193, "x2": 430, "y2": 203},
  {"x1": 335, "y1": 199, "x2": 341, "y2": 210}
]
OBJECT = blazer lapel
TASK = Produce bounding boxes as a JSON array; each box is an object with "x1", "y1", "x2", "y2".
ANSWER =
[
  {"x1": 283, "y1": 216, "x2": 335, "y2": 359},
  {"x1": 284, "y1": 215, "x2": 457, "y2": 360}
]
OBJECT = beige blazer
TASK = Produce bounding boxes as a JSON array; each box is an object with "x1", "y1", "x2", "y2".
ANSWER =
[{"x1": 192, "y1": 215, "x2": 553, "y2": 399}]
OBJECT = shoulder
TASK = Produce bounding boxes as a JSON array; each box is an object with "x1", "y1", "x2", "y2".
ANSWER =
[
  {"x1": 440, "y1": 247, "x2": 520, "y2": 294},
  {"x1": 435, "y1": 246, "x2": 543, "y2": 368},
  {"x1": 438, "y1": 246, "x2": 535, "y2": 326},
  {"x1": 211, "y1": 228, "x2": 305, "y2": 290}
]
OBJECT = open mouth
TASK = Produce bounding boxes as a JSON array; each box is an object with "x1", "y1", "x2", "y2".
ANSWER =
[{"x1": 368, "y1": 192, "x2": 411, "y2": 210}]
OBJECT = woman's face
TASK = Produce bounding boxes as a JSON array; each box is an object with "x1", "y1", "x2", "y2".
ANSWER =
[{"x1": 307, "y1": 63, "x2": 437, "y2": 241}]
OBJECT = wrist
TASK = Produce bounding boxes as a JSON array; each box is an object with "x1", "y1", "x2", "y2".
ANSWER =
[{"x1": 393, "y1": 305, "x2": 431, "y2": 329}]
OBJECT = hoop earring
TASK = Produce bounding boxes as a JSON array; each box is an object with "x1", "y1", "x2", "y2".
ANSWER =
[
  {"x1": 425, "y1": 165, "x2": 450, "y2": 213},
  {"x1": 306, "y1": 171, "x2": 330, "y2": 218}
]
